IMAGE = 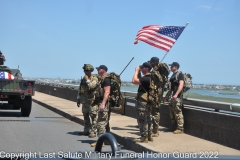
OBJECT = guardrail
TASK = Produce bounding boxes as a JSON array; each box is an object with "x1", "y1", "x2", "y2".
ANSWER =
[{"x1": 36, "y1": 82, "x2": 240, "y2": 114}]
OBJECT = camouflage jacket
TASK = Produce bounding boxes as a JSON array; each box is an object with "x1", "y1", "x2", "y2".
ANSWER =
[{"x1": 77, "y1": 74, "x2": 98, "y2": 100}]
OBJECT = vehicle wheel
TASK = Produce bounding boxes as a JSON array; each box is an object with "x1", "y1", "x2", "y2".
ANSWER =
[{"x1": 21, "y1": 96, "x2": 32, "y2": 117}]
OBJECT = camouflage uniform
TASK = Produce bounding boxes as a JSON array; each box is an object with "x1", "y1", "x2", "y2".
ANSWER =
[
  {"x1": 169, "y1": 98, "x2": 184, "y2": 131},
  {"x1": 136, "y1": 99, "x2": 153, "y2": 138},
  {"x1": 97, "y1": 101, "x2": 110, "y2": 136},
  {"x1": 105, "y1": 107, "x2": 111, "y2": 132},
  {"x1": 151, "y1": 103, "x2": 160, "y2": 136},
  {"x1": 96, "y1": 75, "x2": 110, "y2": 137},
  {"x1": 148, "y1": 66, "x2": 163, "y2": 137},
  {"x1": 81, "y1": 97, "x2": 98, "y2": 135},
  {"x1": 168, "y1": 70, "x2": 184, "y2": 133},
  {"x1": 77, "y1": 64, "x2": 99, "y2": 136}
]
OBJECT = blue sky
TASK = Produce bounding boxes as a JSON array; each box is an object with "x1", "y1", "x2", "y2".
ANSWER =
[{"x1": 0, "y1": 0, "x2": 239, "y2": 85}]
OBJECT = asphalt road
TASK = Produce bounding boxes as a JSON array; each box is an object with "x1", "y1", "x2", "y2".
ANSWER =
[{"x1": 0, "y1": 102, "x2": 132, "y2": 158}]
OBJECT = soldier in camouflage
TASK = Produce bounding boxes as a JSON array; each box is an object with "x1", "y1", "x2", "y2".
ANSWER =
[
  {"x1": 91, "y1": 65, "x2": 111, "y2": 147},
  {"x1": 77, "y1": 64, "x2": 99, "y2": 138},
  {"x1": 148, "y1": 57, "x2": 161, "y2": 137},
  {"x1": 164, "y1": 62, "x2": 184, "y2": 134},
  {"x1": 132, "y1": 62, "x2": 153, "y2": 143}
]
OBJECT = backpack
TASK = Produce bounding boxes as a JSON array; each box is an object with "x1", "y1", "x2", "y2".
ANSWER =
[
  {"x1": 174, "y1": 71, "x2": 192, "y2": 93},
  {"x1": 103, "y1": 72, "x2": 123, "y2": 108},
  {"x1": 158, "y1": 62, "x2": 170, "y2": 84},
  {"x1": 148, "y1": 62, "x2": 170, "y2": 105}
]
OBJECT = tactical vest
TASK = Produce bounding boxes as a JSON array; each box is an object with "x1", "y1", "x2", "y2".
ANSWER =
[{"x1": 79, "y1": 74, "x2": 98, "y2": 98}]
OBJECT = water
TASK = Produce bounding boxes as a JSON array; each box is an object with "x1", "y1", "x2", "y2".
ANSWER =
[{"x1": 121, "y1": 86, "x2": 240, "y2": 100}]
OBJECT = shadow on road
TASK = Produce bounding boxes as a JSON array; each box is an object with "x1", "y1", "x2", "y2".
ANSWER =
[
  {"x1": 78, "y1": 139, "x2": 96, "y2": 144},
  {"x1": 127, "y1": 131, "x2": 140, "y2": 136},
  {"x1": 111, "y1": 127, "x2": 138, "y2": 131},
  {"x1": 67, "y1": 131, "x2": 81, "y2": 136},
  {"x1": 0, "y1": 111, "x2": 22, "y2": 117},
  {"x1": 125, "y1": 125, "x2": 139, "y2": 128}
]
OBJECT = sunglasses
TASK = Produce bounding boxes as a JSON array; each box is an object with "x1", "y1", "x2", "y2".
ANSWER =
[{"x1": 84, "y1": 70, "x2": 90, "y2": 72}]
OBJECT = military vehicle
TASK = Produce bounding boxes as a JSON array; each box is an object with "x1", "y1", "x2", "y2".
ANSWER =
[{"x1": 0, "y1": 66, "x2": 35, "y2": 117}]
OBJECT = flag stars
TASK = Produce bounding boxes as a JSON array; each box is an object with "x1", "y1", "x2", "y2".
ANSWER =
[{"x1": 158, "y1": 26, "x2": 185, "y2": 40}]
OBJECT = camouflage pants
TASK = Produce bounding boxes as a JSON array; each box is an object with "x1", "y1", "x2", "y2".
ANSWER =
[
  {"x1": 152, "y1": 104, "x2": 160, "y2": 130},
  {"x1": 169, "y1": 99, "x2": 184, "y2": 131},
  {"x1": 82, "y1": 99, "x2": 98, "y2": 134},
  {"x1": 136, "y1": 100, "x2": 153, "y2": 137},
  {"x1": 97, "y1": 102, "x2": 109, "y2": 137},
  {"x1": 105, "y1": 107, "x2": 111, "y2": 132}
]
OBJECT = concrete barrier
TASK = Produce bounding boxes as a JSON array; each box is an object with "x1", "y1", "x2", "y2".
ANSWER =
[{"x1": 35, "y1": 84, "x2": 240, "y2": 150}]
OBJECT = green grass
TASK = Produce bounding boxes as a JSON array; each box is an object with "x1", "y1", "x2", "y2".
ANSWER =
[
  {"x1": 162, "y1": 92, "x2": 240, "y2": 103},
  {"x1": 182, "y1": 92, "x2": 240, "y2": 103}
]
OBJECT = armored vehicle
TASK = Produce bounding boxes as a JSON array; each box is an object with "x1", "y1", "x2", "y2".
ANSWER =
[{"x1": 0, "y1": 66, "x2": 35, "y2": 116}]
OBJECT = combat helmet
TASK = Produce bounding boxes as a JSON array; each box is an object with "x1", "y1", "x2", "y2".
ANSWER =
[{"x1": 82, "y1": 64, "x2": 94, "y2": 71}]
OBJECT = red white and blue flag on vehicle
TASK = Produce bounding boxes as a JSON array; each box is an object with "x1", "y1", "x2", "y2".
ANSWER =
[
  {"x1": 134, "y1": 25, "x2": 186, "y2": 52},
  {"x1": 0, "y1": 72, "x2": 14, "y2": 79}
]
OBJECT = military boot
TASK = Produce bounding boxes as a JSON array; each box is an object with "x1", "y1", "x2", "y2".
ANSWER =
[
  {"x1": 148, "y1": 134, "x2": 153, "y2": 141},
  {"x1": 133, "y1": 136, "x2": 148, "y2": 143},
  {"x1": 79, "y1": 131, "x2": 89, "y2": 136},
  {"x1": 88, "y1": 132, "x2": 96, "y2": 138},
  {"x1": 90, "y1": 141, "x2": 105, "y2": 147},
  {"x1": 152, "y1": 128, "x2": 159, "y2": 137},
  {"x1": 173, "y1": 129, "x2": 184, "y2": 134}
]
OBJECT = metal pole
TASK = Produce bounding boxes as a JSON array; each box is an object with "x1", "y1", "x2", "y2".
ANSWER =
[
  {"x1": 160, "y1": 22, "x2": 189, "y2": 62},
  {"x1": 160, "y1": 52, "x2": 168, "y2": 62},
  {"x1": 119, "y1": 57, "x2": 134, "y2": 76}
]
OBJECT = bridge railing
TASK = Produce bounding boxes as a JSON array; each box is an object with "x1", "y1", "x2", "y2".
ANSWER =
[{"x1": 35, "y1": 82, "x2": 240, "y2": 114}]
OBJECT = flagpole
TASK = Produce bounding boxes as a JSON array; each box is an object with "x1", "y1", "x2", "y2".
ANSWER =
[
  {"x1": 160, "y1": 22, "x2": 189, "y2": 62},
  {"x1": 160, "y1": 52, "x2": 168, "y2": 62}
]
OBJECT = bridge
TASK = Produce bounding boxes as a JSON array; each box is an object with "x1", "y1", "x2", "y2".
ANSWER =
[{"x1": 31, "y1": 82, "x2": 240, "y2": 155}]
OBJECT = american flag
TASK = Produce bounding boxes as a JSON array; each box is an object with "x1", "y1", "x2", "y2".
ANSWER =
[
  {"x1": 134, "y1": 25, "x2": 186, "y2": 52},
  {"x1": 0, "y1": 72, "x2": 14, "y2": 80}
]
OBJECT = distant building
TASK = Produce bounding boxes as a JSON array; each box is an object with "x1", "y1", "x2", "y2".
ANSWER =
[
  {"x1": 234, "y1": 86, "x2": 240, "y2": 91},
  {"x1": 65, "y1": 80, "x2": 72, "y2": 83},
  {"x1": 215, "y1": 85, "x2": 224, "y2": 89},
  {"x1": 54, "y1": 80, "x2": 60, "y2": 83}
]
